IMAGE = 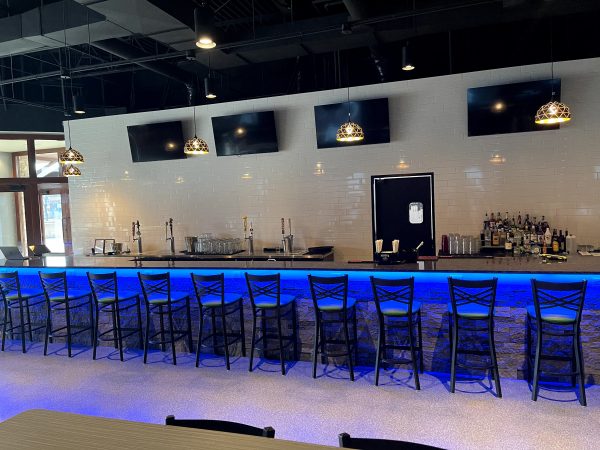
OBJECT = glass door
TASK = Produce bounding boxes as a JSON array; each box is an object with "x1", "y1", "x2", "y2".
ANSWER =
[
  {"x1": 0, "y1": 189, "x2": 27, "y2": 253},
  {"x1": 39, "y1": 187, "x2": 71, "y2": 254}
]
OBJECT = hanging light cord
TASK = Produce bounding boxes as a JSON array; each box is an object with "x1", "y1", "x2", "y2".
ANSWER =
[
  {"x1": 67, "y1": 120, "x2": 72, "y2": 148},
  {"x1": 193, "y1": 104, "x2": 197, "y2": 136}
]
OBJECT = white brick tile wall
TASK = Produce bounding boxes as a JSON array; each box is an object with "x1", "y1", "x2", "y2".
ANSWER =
[{"x1": 67, "y1": 58, "x2": 600, "y2": 260}]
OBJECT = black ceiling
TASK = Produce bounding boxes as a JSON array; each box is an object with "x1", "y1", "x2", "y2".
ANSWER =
[{"x1": 0, "y1": 0, "x2": 599, "y2": 125}]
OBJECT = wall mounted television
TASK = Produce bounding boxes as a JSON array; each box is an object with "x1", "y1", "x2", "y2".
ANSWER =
[
  {"x1": 467, "y1": 79, "x2": 560, "y2": 137},
  {"x1": 314, "y1": 98, "x2": 390, "y2": 149},
  {"x1": 211, "y1": 111, "x2": 278, "y2": 157},
  {"x1": 127, "y1": 121, "x2": 186, "y2": 163}
]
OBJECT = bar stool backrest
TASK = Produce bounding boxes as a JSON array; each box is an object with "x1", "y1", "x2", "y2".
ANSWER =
[
  {"x1": 339, "y1": 432, "x2": 444, "y2": 449},
  {"x1": 308, "y1": 274, "x2": 349, "y2": 310},
  {"x1": 138, "y1": 272, "x2": 171, "y2": 305},
  {"x1": 39, "y1": 271, "x2": 68, "y2": 300},
  {"x1": 531, "y1": 279, "x2": 587, "y2": 325},
  {"x1": 87, "y1": 272, "x2": 119, "y2": 303},
  {"x1": 370, "y1": 276, "x2": 415, "y2": 317},
  {"x1": 191, "y1": 273, "x2": 225, "y2": 306},
  {"x1": 165, "y1": 415, "x2": 275, "y2": 438},
  {"x1": 0, "y1": 271, "x2": 21, "y2": 297},
  {"x1": 448, "y1": 277, "x2": 498, "y2": 319},
  {"x1": 245, "y1": 273, "x2": 280, "y2": 308}
]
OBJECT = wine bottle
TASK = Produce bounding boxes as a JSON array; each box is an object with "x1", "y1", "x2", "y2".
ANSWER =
[
  {"x1": 551, "y1": 229, "x2": 559, "y2": 254},
  {"x1": 558, "y1": 230, "x2": 566, "y2": 253}
]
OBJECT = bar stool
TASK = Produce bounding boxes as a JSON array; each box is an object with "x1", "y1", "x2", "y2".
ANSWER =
[
  {"x1": 245, "y1": 273, "x2": 298, "y2": 375},
  {"x1": 87, "y1": 272, "x2": 144, "y2": 361},
  {"x1": 528, "y1": 279, "x2": 587, "y2": 406},
  {"x1": 191, "y1": 273, "x2": 245, "y2": 370},
  {"x1": 0, "y1": 271, "x2": 46, "y2": 353},
  {"x1": 448, "y1": 277, "x2": 501, "y2": 397},
  {"x1": 39, "y1": 271, "x2": 94, "y2": 357},
  {"x1": 138, "y1": 272, "x2": 193, "y2": 365},
  {"x1": 370, "y1": 276, "x2": 423, "y2": 389},
  {"x1": 308, "y1": 274, "x2": 358, "y2": 381}
]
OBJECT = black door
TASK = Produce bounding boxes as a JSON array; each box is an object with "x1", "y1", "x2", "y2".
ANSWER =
[{"x1": 371, "y1": 173, "x2": 435, "y2": 257}]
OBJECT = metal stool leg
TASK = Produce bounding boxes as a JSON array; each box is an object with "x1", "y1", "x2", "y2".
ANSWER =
[
  {"x1": 65, "y1": 303, "x2": 73, "y2": 358},
  {"x1": 531, "y1": 329, "x2": 542, "y2": 401},
  {"x1": 450, "y1": 317, "x2": 458, "y2": 393},
  {"x1": 136, "y1": 296, "x2": 144, "y2": 349},
  {"x1": 408, "y1": 318, "x2": 420, "y2": 390},
  {"x1": 276, "y1": 310, "x2": 285, "y2": 375},
  {"x1": 18, "y1": 301, "x2": 26, "y2": 353},
  {"x1": 489, "y1": 319, "x2": 502, "y2": 397},
  {"x1": 26, "y1": 299, "x2": 34, "y2": 341},
  {"x1": 343, "y1": 315, "x2": 354, "y2": 382},
  {"x1": 185, "y1": 297, "x2": 193, "y2": 352},
  {"x1": 196, "y1": 307, "x2": 204, "y2": 368},
  {"x1": 43, "y1": 302, "x2": 51, "y2": 356},
  {"x1": 221, "y1": 307, "x2": 230, "y2": 370},
  {"x1": 417, "y1": 311, "x2": 424, "y2": 373},
  {"x1": 574, "y1": 327, "x2": 587, "y2": 406},
  {"x1": 249, "y1": 309, "x2": 257, "y2": 372},
  {"x1": 92, "y1": 304, "x2": 100, "y2": 360},
  {"x1": 312, "y1": 314, "x2": 320, "y2": 379},
  {"x1": 526, "y1": 316, "x2": 532, "y2": 382},
  {"x1": 158, "y1": 305, "x2": 166, "y2": 352},
  {"x1": 1, "y1": 300, "x2": 7, "y2": 351},
  {"x1": 168, "y1": 306, "x2": 177, "y2": 366},
  {"x1": 239, "y1": 300, "x2": 246, "y2": 357},
  {"x1": 374, "y1": 317, "x2": 383, "y2": 386},
  {"x1": 115, "y1": 304, "x2": 124, "y2": 362},
  {"x1": 143, "y1": 309, "x2": 151, "y2": 364},
  {"x1": 111, "y1": 305, "x2": 119, "y2": 349}
]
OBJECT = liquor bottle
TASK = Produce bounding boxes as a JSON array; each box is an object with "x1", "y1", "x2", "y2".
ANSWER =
[
  {"x1": 544, "y1": 227, "x2": 552, "y2": 248},
  {"x1": 492, "y1": 230, "x2": 500, "y2": 246},
  {"x1": 525, "y1": 213, "x2": 531, "y2": 228},
  {"x1": 505, "y1": 211, "x2": 510, "y2": 227},
  {"x1": 551, "y1": 229, "x2": 559, "y2": 254},
  {"x1": 504, "y1": 231, "x2": 513, "y2": 254},
  {"x1": 484, "y1": 225, "x2": 492, "y2": 246},
  {"x1": 517, "y1": 211, "x2": 522, "y2": 228},
  {"x1": 490, "y1": 212, "x2": 495, "y2": 230},
  {"x1": 484, "y1": 212, "x2": 489, "y2": 229},
  {"x1": 558, "y1": 230, "x2": 566, "y2": 253}
]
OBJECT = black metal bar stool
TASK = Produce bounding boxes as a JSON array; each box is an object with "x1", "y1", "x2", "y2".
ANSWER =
[
  {"x1": 138, "y1": 272, "x2": 193, "y2": 365},
  {"x1": 308, "y1": 274, "x2": 358, "y2": 381},
  {"x1": 528, "y1": 279, "x2": 587, "y2": 406},
  {"x1": 370, "y1": 276, "x2": 423, "y2": 389},
  {"x1": 245, "y1": 273, "x2": 298, "y2": 375},
  {"x1": 39, "y1": 271, "x2": 94, "y2": 357},
  {"x1": 0, "y1": 271, "x2": 46, "y2": 353},
  {"x1": 87, "y1": 272, "x2": 144, "y2": 361},
  {"x1": 448, "y1": 277, "x2": 501, "y2": 397},
  {"x1": 191, "y1": 273, "x2": 246, "y2": 370}
]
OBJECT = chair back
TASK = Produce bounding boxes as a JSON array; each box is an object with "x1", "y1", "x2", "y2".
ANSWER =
[
  {"x1": 0, "y1": 271, "x2": 21, "y2": 297},
  {"x1": 87, "y1": 272, "x2": 118, "y2": 304},
  {"x1": 245, "y1": 273, "x2": 280, "y2": 308},
  {"x1": 308, "y1": 274, "x2": 349, "y2": 311},
  {"x1": 339, "y1": 432, "x2": 444, "y2": 450},
  {"x1": 138, "y1": 272, "x2": 171, "y2": 305},
  {"x1": 165, "y1": 415, "x2": 275, "y2": 438},
  {"x1": 191, "y1": 273, "x2": 225, "y2": 306},
  {"x1": 39, "y1": 271, "x2": 68, "y2": 300},
  {"x1": 370, "y1": 276, "x2": 414, "y2": 318},
  {"x1": 531, "y1": 279, "x2": 587, "y2": 325},
  {"x1": 448, "y1": 277, "x2": 497, "y2": 320}
]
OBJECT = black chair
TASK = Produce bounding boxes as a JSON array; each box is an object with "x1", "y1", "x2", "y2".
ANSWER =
[
  {"x1": 191, "y1": 273, "x2": 246, "y2": 370},
  {"x1": 39, "y1": 271, "x2": 94, "y2": 357},
  {"x1": 0, "y1": 271, "x2": 45, "y2": 353},
  {"x1": 370, "y1": 276, "x2": 422, "y2": 389},
  {"x1": 528, "y1": 279, "x2": 587, "y2": 406},
  {"x1": 308, "y1": 274, "x2": 358, "y2": 381},
  {"x1": 245, "y1": 273, "x2": 298, "y2": 375},
  {"x1": 447, "y1": 277, "x2": 501, "y2": 397},
  {"x1": 165, "y1": 415, "x2": 275, "y2": 438},
  {"x1": 87, "y1": 272, "x2": 144, "y2": 361},
  {"x1": 138, "y1": 272, "x2": 193, "y2": 365},
  {"x1": 339, "y1": 433, "x2": 444, "y2": 449}
]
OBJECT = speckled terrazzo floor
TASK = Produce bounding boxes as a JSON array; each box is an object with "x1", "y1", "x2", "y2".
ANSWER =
[{"x1": 0, "y1": 341, "x2": 599, "y2": 450}]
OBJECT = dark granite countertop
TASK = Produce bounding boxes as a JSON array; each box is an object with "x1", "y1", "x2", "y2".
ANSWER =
[{"x1": 1, "y1": 254, "x2": 600, "y2": 274}]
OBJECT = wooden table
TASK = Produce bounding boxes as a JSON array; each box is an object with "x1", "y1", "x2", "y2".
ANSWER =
[{"x1": 0, "y1": 410, "x2": 337, "y2": 449}]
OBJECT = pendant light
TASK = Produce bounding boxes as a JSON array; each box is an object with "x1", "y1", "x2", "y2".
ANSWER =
[
  {"x1": 535, "y1": 20, "x2": 571, "y2": 125},
  {"x1": 184, "y1": 104, "x2": 209, "y2": 155},
  {"x1": 59, "y1": 120, "x2": 85, "y2": 166},
  {"x1": 72, "y1": 94, "x2": 85, "y2": 114},
  {"x1": 62, "y1": 164, "x2": 81, "y2": 177},
  {"x1": 195, "y1": 2, "x2": 217, "y2": 49},
  {"x1": 401, "y1": 42, "x2": 415, "y2": 71},
  {"x1": 336, "y1": 55, "x2": 364, "y2": 143},
  {"x1": 204, "y1": 55, "x2": 217, "y2": 99}
]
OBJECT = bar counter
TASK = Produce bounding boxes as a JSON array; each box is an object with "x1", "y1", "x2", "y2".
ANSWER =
[{"x1": 1, "y1": 254, "x2": 599, "y2": 381}]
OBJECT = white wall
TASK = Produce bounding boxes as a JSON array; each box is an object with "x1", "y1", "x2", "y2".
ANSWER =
[
  {"x1": 67, "y1": 58, "x2": 600, "y2": 260},
  {"x1": 0, "y1": 152, "x2": 17, "y2": 246}
]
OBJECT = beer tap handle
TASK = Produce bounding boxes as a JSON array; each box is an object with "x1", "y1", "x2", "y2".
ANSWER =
[
  {"x1": 169, "y1": 218, "x2": 174, "y2": 238},
  {"x1": 281, "y1": 218, "x2": 285, "y2": 235},
  {"x1": 288, "y1": 218, "x2": 292, "y2": 236}
]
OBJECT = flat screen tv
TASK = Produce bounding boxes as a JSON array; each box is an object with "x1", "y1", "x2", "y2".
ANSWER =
[
  {"x1": 211, "y1": 111, "x2": 278, "y2": 157},
  {"x1": 467, "y1": 79, "x2": 560, "y2": 136},
  {"x1": 127, "y1": 121, "x2": 185, "y2": 163},
  {"x1": 314, "y1": 98, "x2": 390, "y2": 149}
]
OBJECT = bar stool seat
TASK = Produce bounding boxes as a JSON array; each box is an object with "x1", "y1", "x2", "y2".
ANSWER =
[
  {"x1": 380, "y1": 300, "x2": 421, "y2": 317},
  {"x1": 448, "y1": 302, "x2": 489, "y2": 319},
  {"x1": 94, "y1": 290, "x2": 140, "y2": 304},
  {"x1": 5, "y1": 289, "x2": 44, "y2": 301},
  {"x1": 201, "y1": 293, "x2": 243, "y2": 308},
  {"x1": 253, "y1": 293, "x2": 295, "y2": 309},
  {"x1": 526, "y1": 305, "x2": 576, "y2": 324},
  {"x1": 47, "y1": 289, "x2": 92, "y2": 303},
  {"x1": 147, "y1": 292, "x2": 190, "y2": 305},
  {"x1": 317, "y1": 296, "x2": 357, "y2": 312}
]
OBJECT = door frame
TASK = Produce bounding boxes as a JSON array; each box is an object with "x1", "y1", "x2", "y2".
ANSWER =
[{"x1": 370, "y1": 172, "x2": 436, "y2": 257}]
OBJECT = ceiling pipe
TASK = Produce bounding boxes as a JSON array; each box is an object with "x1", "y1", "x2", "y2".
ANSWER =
[{"x1": 91, "y1": 38, "x2": 196, "y2": 104}]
